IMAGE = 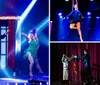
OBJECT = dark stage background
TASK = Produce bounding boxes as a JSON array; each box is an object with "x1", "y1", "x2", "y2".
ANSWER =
[
  {"x1": 50, "y1": 0, "x2": 100, "y2": 41},
  {"x1": 51, "y1": 43, "x2": 100, "y2": 82}
]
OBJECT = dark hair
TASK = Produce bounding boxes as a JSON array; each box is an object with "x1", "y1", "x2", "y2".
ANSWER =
[
  {"x1": 30, "y1": 28, "x2": 36, "y2": 35},
  {"x1": 84, "y1": 49, "x2": 88, "y2": 53}
]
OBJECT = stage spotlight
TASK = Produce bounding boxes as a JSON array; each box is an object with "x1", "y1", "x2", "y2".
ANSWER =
[
  {"x1": 50, "y1": 21, "x2": 52, "y2": 22},
  {"x1": 7, "y1": 83, "x2": 9, "y2": 85},
  {"x1": 24, "y1": 83, "x2": 27, "y2": 85},
  {"x1": 40, "y1": 82, "x2": 42, "y2": 85},
  {"x1": 60, "y1": 16, "x2": 63, "y2": 18},
  {"x1": 88, "y1": 16, "x2": 91, "y2": 18},
  {"x1": 65, "y1": 0, "x2": 69, "y2": 1},
  {"x1": 96, "y1": 16, "x2": 100, "y2": 19},
  {"x1": 58, "y1": 13, "x2": 62, "y2": 16},
  {"x1": 46, "y1": 82, "x2": 48, "y2": 85},
  {"x1": 67, "y1": 17, "x2": 69, "y2": 19},
  {"x1": 63, "y1": 17, "x2": 65, "y2": 20},
  {"x1": 90, "y1": 0, "x2": 94, "y2": 1},
  {"x1": 87, "y1": 12, "x2": 91, "y2": 15},
  {"x1": 15, "y1": 82, "x2": 19, "y2": 84}
]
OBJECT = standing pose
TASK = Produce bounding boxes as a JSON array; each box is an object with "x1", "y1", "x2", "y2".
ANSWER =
[
  {"x1": 76, "y1": 49, "x2": 93, "y2": 84},
  {"x1": 62, "y1": 54, "x2": 73, "y2": 80},
  {"x1": 21, "y1": 28, "x2": 43, "y2": 77},
  {"x1": 67, "y1": 4, "x2": 84, "y2": 42}
]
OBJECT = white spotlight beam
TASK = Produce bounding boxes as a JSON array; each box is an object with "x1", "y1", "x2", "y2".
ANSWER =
[
  {"x1": 16, "y1": 0, "x2": 37, "y2": 33},
  {"x1": 21, "y1": 17, "x2": 49, "y2": 45},
  {"x1": 20, "y1": 0, "x2": 37, "y2": 23}
]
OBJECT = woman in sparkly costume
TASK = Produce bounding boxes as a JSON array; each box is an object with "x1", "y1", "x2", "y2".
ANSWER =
[{"x1": 21, "y1": 28, "x2": 43, "y2": 77}]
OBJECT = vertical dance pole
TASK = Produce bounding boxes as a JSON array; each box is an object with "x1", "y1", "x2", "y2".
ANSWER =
[{"x1": 72, "y1": 0, "x2": 74, "y2": 11}]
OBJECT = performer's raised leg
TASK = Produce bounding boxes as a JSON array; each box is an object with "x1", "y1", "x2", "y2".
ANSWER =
[{"x1": 70, "y1": 23, "x2": 77, "y2": 29}]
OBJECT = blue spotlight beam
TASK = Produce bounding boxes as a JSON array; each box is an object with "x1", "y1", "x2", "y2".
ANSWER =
[
  {"x1": 20, "y1": 0, "x2": 37, "y2": 23},
  {"x1": 2, "y1": 69, "x2": 11, "y2": 78},
  {"x1": 21, "y1": 17, "x2": 49, "y2": 46},
  {"x1": 38, "y1": 32, "x2": 48, "y2": 46},
  {"x1": 36, "y1": 17, "x2": 49, "y2": 33},
  {"x1": 58, "y1": 14, "x2": 64, "y2": 40}
]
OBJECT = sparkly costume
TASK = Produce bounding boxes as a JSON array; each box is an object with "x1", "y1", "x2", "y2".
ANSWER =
[
  {"x1": 24, "y1": 39, "x2": 39, "y2": 61},
  {"x1": 62, "y1": 55, "x2": 73, "y2": 80}
]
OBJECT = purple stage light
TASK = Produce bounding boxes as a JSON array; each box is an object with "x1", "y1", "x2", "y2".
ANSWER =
[
  {"x1": 46, "y1": 82, "x2": 49, "y2": 85},
  {"x1": 96, "y1": 16, "x2": 100, "y2": 19},
  {"x1": 67, "y1": 17, "x2": 69, "y2": 19},
  {"x1": 50, "y1": 21, "x2": 52, "y2": 23},
  {"x1": 90, "y1": 0, "x2": 94, "y2": 1},
  {"x1": 63, "y1": 17, "x2": 65, "y2": 20},
  {"x1": 87, "y1": 12, "x2": 91, "y2": 15}
]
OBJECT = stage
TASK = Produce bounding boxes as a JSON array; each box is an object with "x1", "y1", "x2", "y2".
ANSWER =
[
  {"x1": 0, "y1": 74, "x2": 48, "y2": 85},
  {"x1": 51, "y1": 80, "x2": 98, "y2": 85}
]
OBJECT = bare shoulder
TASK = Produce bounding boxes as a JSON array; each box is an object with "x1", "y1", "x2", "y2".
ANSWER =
[{"x1": 28, "y1": 38, "x2": 31, "y2": 43}]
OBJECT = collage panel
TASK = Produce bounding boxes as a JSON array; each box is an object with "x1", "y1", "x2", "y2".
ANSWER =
[
  {"x1": 50, "y1": 0, "x2": 100, "y2": 42},
  {"x1": 0, "y1": 0, "x2": 49, "y2": 85},
  {"x1": 50, "y1": 43, "x2": 100, "y2": 85}
]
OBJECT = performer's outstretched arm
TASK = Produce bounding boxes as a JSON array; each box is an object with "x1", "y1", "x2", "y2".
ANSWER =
[
  {"x1": 62, "y1": 54, "x2": 65, "y2": 63},
  {"x1": 77, "y1": 55, "x2": 85, "y2": 60},
  {"x1": 62, "y1": 54, "x2": 74, "y2": 61},
  {"x1": 66, "y1": 11, "x2": 73, "y2": 18},
  {"x1": 21, "y1": 32, "x2": 30, "y2": 41},
  {"x1": 68, "y1": 56, "x2": 74, "y2": 61}
]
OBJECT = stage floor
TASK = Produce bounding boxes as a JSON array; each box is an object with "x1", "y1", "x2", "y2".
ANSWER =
[
  {"x1": 51, "y1": 81, "x2": 98, "y2": 85},
  {"x1": 0, "y1": 74, "x2": 49, "y2": 85}
]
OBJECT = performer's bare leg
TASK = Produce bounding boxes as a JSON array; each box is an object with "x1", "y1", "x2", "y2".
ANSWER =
[
  {"x1": 76, "y1": 22, "x2": 83, "y2": 42},
  {"x1": 27, "y1": 52, "x2": 34, "y2": 77},
  {"x1": 70, "y1": 23, "x2": 77, "y2": 29}
]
